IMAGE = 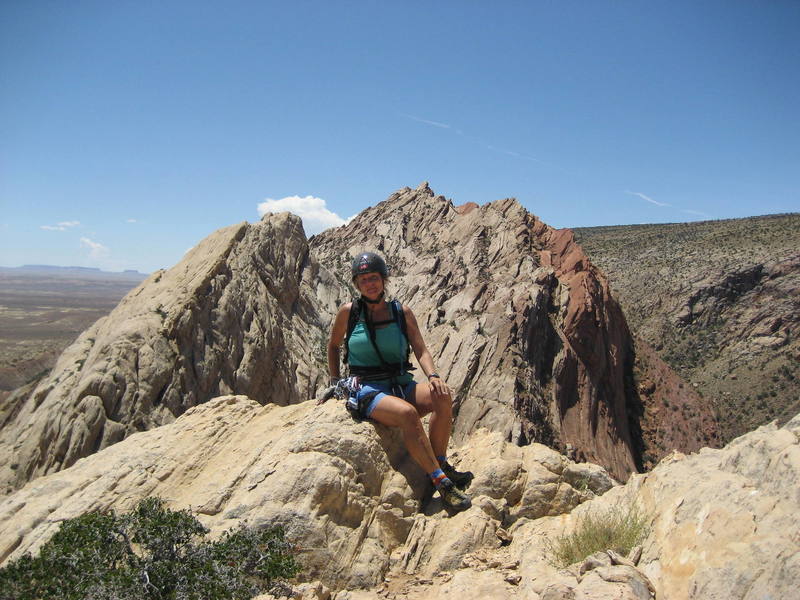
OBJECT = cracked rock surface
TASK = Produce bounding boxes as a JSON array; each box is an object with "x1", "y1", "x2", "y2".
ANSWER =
[{"x1": 2, "y1": 395, "x2": 796, "y2": 599}]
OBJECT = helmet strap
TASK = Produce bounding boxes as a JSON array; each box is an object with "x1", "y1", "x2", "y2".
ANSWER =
[{"x1": 361, "y1": 291, "x2": 385, "y2": 305}]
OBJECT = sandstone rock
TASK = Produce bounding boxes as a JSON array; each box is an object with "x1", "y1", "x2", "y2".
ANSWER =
[
  {"x1": 540, "y1": 583, "x2": 577, "y2": 600},
  {"x1": 252, "y1": 581, "x2": 332, "y2": 600},
  {"x1": 0, "y1": 213, "x2": 346, "y2": 494},
  {"x1": 5, "y1": 183, "x2": 729, "y2": 497},
  {"x1": 0, "y1": 395, "x2": 607, "y2": 590},
  {"x1": 627, "y1": 545, "x2": 642, "y2": 565},
  {"x1": 563, "y1": 462, "x2": 616, "y2": 495},
  {"x1": 629, "y1": 337, "x2": 720, "y2": 470},
  {"x1": 606, "y1": 548, "x2": 637, "y2": 568},
  {"x1": 577, "y1": 565, "x2": 654, "y2": 599},
  {"x1": 578, "y1": 551, "x2": 612, "y2": 575},
  {"x1": 1, "y1": 390, "x2": 798, "y2": 599},
  {"x1": 516, "y1": 413, "x2": 800, "y2": 600}
]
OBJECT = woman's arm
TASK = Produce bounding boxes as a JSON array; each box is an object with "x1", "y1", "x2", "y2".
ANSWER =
[
  {"x1": 327, "y1": 303, "x2": 352, "y2": 380},
  {"x1": 403, "y1": 306, "x2": 448, "y2": 396}
]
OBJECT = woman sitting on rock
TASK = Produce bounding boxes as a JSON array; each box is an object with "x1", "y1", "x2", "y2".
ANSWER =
[{"x1": 324, "y1": 251, "x2": 472, "y2": 511}]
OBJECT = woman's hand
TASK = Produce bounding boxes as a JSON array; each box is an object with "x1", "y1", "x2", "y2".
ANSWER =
[{"x1": 428, "y1": 375, "x2": 451, "y2": 399}]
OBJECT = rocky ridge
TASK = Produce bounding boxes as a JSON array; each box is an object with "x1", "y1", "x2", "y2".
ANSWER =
[
  {"x1": 1, "y1": 184, "x2": 788, "y2": 598},
  {"x1": 1, "y1": 395, "x2": 796, "y2": 600},
  {"x1": 0, "y1": 214, "x2": 343, "y2": 493}
]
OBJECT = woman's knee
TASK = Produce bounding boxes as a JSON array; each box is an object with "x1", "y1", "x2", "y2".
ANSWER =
[
  {"x1": 396, "y1": 402, "x2": 424, "y2": 431},
  {"x1": 371, "y1": 396, "x2": 422, "y2": 429},
  {"x1": 431, "y1": 391, "x2": 453, "y2": 415}
]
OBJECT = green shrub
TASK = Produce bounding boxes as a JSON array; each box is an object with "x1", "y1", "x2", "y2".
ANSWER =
[
  {"x1": 0, "y1": 497, "x2": 299, "y2": 600},
  {"x1": 545, "y1": 504, "x2": 649, "y2": 569}
]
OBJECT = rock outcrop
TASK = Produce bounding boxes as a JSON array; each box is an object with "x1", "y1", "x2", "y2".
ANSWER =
[
  {"x1": 0, "y1": 214, "x2": 344, "y2": 494},
  {"x1": 1, "y1": 395, "x2": 797, "y2": 599},
  {"x1": 517, "y1": 412, "x2": 800, "y2": 600},
  {"x1": 312, "y1": 183, "x2": 641, "y2": 480},
  {"x1": 0, "y1": 184, "x2": 791, "y2": 598}
]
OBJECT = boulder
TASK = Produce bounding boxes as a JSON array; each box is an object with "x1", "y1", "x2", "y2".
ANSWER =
[{"x1": 515, "y1": 413, "x2": 800, "y2": 600}]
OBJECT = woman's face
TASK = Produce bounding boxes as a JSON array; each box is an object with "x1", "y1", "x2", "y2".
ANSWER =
[{"x1": 355, "y1": 273, "x2": 384, "y2": 299}]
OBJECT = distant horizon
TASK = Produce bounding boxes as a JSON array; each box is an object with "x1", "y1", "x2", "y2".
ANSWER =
[
  {"x1": 2, "y1": 208, "x2": 797, "y2": 275},
  {"x1": 0, "y1": 264, "x2": 148, "y2": 275}
]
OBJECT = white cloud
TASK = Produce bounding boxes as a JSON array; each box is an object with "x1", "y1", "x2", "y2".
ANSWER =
[
  {"x1": 80, "y1": 237, "x2": 109, "y2": 259},
  {"x1": 625, "y1": 191, "x2": 671, "y2": 207},
  {"x1": 257, "y1": 195, "x2": 348, "y2": 235},
  {"x1": 41, "y1": 220, "x2": 80, "y2": 231},
  {"x1": 126, "y1": 218, "x2": 138, "y2": 223}
]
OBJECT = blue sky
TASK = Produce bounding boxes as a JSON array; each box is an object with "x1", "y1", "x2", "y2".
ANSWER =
[{"x1": 1, "y1": 1, "x2": 798, "y2": 273}]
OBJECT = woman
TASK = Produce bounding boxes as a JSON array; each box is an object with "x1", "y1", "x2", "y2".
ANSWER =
[{"x1": 326, "y1": 252, "x2": 472, "y2": 511}]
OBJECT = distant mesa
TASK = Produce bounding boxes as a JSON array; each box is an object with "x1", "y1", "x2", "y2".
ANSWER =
[
  {"x1": 21, "y1": 265, "x2": 101, "y2": 272},
  {"x1": 3, "y1": 265, "x2": 148, "y2": 279}
]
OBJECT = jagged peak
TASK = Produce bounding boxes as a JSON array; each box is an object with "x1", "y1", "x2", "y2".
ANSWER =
[
  {"x1": 257, "y1": 210, "x2": 304, "y2": 228},
  {"x1": 416, "y1": 181, "x2": 433, "y2": 195}
]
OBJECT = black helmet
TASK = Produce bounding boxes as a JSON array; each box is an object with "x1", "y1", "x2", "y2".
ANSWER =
[{"x1": 351, "y1": 252, "x2": 388, "y2": 280}]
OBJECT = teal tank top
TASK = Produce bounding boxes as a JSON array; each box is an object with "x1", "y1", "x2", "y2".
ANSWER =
[{"x1": 348, "y1": 320, "x2": 413, "y2": 385}]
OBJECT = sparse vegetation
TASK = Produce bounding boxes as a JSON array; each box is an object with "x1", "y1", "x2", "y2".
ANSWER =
[
  {"x1": 0, "y1": 497, "x2": 300, "y2": 600},
  {"x1": 546, "y1": 503, "x2": 650, "y2": 569},
  {"x1": 574, "y1": 213, "x2": 800, "y2": 444},
  {"x1": 573, "y1": 476, "x2": 591, "y2": 492}
]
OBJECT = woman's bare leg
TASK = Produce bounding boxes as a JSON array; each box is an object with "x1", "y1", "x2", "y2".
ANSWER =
[
  {"x1": 369, "y1": 395, "x2": 440, "y2": 474},
  {"x1": 408, "y1": 383, "x2": 453, "y2": 460}
]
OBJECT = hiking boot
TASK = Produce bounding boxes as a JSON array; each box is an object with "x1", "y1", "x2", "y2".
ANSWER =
[
  {"x1": 441, "y1": 461, "x2": 474, "y2": 490},
  {"x1": 439, "y1": 480, "x2": 471, "y2": 511}
]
